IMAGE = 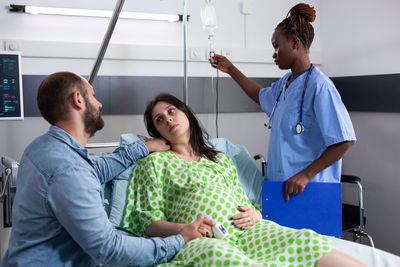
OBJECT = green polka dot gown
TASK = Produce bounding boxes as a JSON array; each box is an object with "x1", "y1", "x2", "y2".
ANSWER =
[{"x1": 122, "y1": 152, "x2": 334, "y2": 266}]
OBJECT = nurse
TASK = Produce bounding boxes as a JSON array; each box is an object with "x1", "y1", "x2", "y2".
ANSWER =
[{"x1": 211, "y1": 3, "x2": 356, "y2": 201}]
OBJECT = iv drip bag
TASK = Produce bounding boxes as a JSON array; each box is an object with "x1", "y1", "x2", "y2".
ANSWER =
[{"x1": 201, "y1": 0, "x2": 218, "y2": 38}]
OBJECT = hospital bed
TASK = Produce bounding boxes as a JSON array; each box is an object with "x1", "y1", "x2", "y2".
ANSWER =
[
  {"x1": 91, "y1": 134, "x2": 400, "y2": 267},
  {"x1": 2, "y1": 135, "x2": 399, "y2": 266},
  {"x1": 0, "y1": 134, "x2": 400, "y2": 267}
]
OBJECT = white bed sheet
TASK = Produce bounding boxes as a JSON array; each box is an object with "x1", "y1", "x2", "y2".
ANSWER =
[
  {"x1": 108, "y1": 230, "x2": 400, "y2": 266},
  {"x1": 330, "y1": 237, "x2": 400, "y2": 267}
]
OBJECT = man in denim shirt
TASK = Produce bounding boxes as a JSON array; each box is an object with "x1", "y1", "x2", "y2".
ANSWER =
[{"x1": 1, "y1": 72, "x2": 213, "y2": 267}]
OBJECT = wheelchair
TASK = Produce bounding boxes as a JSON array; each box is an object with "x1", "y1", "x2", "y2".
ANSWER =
[{"x1": 341, "y1": 174, "x2": 374, "y2": 247}]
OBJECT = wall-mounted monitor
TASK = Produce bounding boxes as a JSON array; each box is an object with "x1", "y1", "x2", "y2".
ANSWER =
[{"x1": 0, "y1": 51, "x2": 23, "y2": 120}]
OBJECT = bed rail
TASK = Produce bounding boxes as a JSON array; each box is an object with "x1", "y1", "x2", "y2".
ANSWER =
[{"x1": 85, "y1": 142, "x2": 120, "y2": 149}]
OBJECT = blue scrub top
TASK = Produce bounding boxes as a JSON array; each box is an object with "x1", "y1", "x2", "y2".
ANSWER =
[{"x1": 259, "y1": 66, "x2": 356, "y2": 183}]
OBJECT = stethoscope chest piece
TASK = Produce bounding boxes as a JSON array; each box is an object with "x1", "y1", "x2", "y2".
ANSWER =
[{"x1": 296, "y1": 122, "x2": 304, "y2": 134}]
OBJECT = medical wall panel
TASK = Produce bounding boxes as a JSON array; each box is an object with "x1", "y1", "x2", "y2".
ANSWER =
[
  {"x1": 108, "y1": 76, "x2": 184, "y2": 115},
  {"x1": 332, "y1": 73, "x2": 400, "y2": 113},
  {"x1": 187, "y1": 77, "x2": 278, "y2": 113},
  {"x1": 21, "y1": 75, "x2": 111, "y2": 117},
  {"x1": 21, "y1": 73, "x2": 400, "y2": 117},
  {"x1": 21, "y1": 75, "x2": 43, "y2": 117},
  {"x1": 91, "y1": 76, "x2": 112, "y2": 115},
  {"x1": 21, "y1": 75, "x2": 270, "y2": 116}
]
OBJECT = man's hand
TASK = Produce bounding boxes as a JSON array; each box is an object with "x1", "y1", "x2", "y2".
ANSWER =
[
  {"x1": 179, "y1": 216, "x2": 215, "y2": 244},
  {"x1": 197, "y1": 220, "x2": 214, "y2": 238},
  {"x1": 144, "y1": 138, "x2": 170, "y2": 153},
  {"x1": 284, "y1": 172, "x2": 312, "y2": 201}
]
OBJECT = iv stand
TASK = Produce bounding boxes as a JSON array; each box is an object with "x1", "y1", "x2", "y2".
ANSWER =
[
  {"x1": 183, "y1": 0, "x2": 189, "y2": 104},
  {"x1": 89, "y1": 0, "x2": 125, "y2": 85}
]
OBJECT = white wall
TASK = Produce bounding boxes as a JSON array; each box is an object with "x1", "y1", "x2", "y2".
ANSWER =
[
  {"x1": 319, "y1": 0, "x2": 400, "y2": 255},
  {"x1": 319, "y1": 0, "x2": 400, "y2": 77}
]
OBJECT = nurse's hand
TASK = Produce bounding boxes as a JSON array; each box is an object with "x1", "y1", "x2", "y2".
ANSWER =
[
  {"x1": 284, "y1": 172, "x2": 312, "y2": 201},
  {"x1": 209, "y1": 54, "x2": 234, "y2": 74},
  {"x1": 231, "y1": 206, "x2": 262, "y2": 230},
  {"x1": 144, "y1": 138, "x2": 170, "y2": 153}
]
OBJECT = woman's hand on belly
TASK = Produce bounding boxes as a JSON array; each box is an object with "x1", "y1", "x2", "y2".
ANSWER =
[{"x1": 231, "y1": 206, "x2": 262, "y2": 230}]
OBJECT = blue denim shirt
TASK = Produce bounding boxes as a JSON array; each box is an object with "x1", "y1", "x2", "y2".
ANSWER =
[{"x1": 1, "y1": 126, "x2": 184, "y2": 267}]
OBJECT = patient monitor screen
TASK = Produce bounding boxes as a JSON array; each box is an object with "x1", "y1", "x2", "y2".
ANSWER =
[{"x1": 0, "y1": 52, "x2": 23, "y2": 120}]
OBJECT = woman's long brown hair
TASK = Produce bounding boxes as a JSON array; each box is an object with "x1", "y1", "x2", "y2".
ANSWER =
[{"x1": 144, "y1": 93, "x2": 219, "y2": 162}]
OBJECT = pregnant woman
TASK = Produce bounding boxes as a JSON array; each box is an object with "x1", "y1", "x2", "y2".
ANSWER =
[{"x1": 122, "y1": 93, "x2": 367, "y2": 267}]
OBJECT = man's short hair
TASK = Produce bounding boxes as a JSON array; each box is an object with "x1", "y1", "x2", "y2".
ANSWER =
[{"x1": 37, "y1": 72, "x2": 87, "y2": 125}]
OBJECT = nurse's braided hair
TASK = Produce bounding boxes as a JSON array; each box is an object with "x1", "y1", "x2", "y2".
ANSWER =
[{"x1": 276, "y1": 3, "x2": 316, "y2": 51}]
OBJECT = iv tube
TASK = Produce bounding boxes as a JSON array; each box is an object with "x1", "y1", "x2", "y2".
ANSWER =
[
  {"x1": 201, "y1": 0, "x2": 219, "y2": 137},
  {"x1": 201, "y1": 0, "x2": 218, "y2": 91}
]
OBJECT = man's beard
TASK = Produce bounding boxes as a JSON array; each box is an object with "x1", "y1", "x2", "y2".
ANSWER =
[{"x1": 83, "y1": 99, "x2": 104, "y2": 137}]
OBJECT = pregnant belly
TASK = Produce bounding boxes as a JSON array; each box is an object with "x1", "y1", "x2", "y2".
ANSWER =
[{"x1": 167, "y1": 188, "x2": 242, "y2": 235}]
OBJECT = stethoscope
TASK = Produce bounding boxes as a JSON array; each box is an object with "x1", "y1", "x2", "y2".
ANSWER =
[{"x1": 264, "y1": 64, "x2": 314, "y2": 134}]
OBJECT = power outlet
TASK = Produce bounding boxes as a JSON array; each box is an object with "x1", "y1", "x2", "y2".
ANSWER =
[
  {"x1": 5, "y1": 40, "x2": 20, "y2": 51},
  {"x1": 241, "y1": 0, "x2": 254, "y2": 15},
  {"x1": 189, "y1": 47, "x2": 202, "y2": 60},
  {"x1": 221, "y1": 49, "x2": 232, "y2": 59}
]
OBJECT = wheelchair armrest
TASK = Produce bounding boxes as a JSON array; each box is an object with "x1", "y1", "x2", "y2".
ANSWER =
[{"x1": 341, "y1": 174, "x2": 361, "y2": 184}]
